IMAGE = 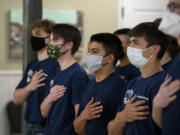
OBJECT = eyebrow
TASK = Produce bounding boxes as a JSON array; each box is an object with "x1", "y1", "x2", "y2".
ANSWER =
[
  {"x1": 131, "y1": 39, "x2": 139, "y2": 41},
  {"x1": 131, "y1": 39, "x2": 139, "y2": 42},
  {"x1": 88, "y1": 48, "x2": 100, "y2": 51}
]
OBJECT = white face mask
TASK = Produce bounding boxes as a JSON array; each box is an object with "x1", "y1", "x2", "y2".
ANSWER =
[
  {"x1": 86, "y1": 54, "x2": 103, "y2": 73},
  {"x1": 127, "y1": 46, "x2": 153, "y2": 68},
  {"x1": 159, "y1": 10, "x2": 180, "y2": 37}
]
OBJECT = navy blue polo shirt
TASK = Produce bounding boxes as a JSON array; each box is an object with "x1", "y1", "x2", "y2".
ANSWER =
[
  {"x1": 162, "y1": 55, "x2": 180, "y2": 135},
  {"x1": 44, "y1": 63, "x2": 89, "y2": 135},
  {"x1": 78, "y1": 72, "x2": 126, "y2": 135},
  {"x1": 118, "y1": 71, "x2": 167, "y2": 135},
  {"x1": 162, "y1": 91, "x2": 180, "y2": 135},
  {"x1": 115, "y1": 64, "x2": 140, "y2": 82},
  {"x1": 163, "y1": 55, "x2": 180, "y2": 78},
  {"x1": 16, "y1": 58, "x2": 59, "y2": 126},
  {"x1": 162, "y1": 60, "x2": 173, "y2": 72}
]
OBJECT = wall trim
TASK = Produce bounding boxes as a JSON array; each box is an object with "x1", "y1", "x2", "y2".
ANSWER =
[{"x1": 0, "y1": 70, "x2": 22, "y2": 75}]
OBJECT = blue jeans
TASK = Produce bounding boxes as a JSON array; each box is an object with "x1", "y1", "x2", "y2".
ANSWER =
[{"x1": 26, "y1": 123, "x2": 44, "y2": 135}]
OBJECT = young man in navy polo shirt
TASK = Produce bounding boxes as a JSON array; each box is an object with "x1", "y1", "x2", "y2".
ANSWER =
[
  {"x1": 40, "y1": 24, "x2": 89, "y2": 135},
  {"x1": 73, "y1": 33, "x2": 126, "y2": 135},
  {"x1": 108, "y1": 22, "x2": 169, "y2": 135},
  {"x1": 152, "y1": 0, "x2": 180, "y2": 134},
  {"x1": 114, "y1": 28, "x2": 140, "y2": 82},
  {"x1": 13, "y1": 19, "x2": 59, "y2": 135},
  {"x1": 152, "y1": 47, "x2": 180, "y2": 134}
]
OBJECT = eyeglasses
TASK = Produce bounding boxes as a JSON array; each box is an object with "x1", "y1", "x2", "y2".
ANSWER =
[{"x1": 167, "y1": 2, "x2": 180, "y2": 12}]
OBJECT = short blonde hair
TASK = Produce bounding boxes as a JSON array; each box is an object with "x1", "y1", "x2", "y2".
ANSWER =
[{"x1": 30, "y1": 19, "x2": 55, "y2": 34}]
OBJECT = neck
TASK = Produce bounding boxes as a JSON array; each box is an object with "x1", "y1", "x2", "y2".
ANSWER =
[
  {"x1": 140, "y1": 59, "x2": 163, "y2": 78},
  {"x1": 120, "y1": 55, "x2": 130, "y2": 66},
  {"x1": 37, "y1": 46, "x2": 48, "y2": 61},
  {"x1": 160, "y1": 52, "x2": 171, "y2": 65},
  {"x1": 95, "y1": 64, "x2": 114, "y2": 82},
  {"x1": 57, "y1": 52, "x2": 76, "y2": 71}
]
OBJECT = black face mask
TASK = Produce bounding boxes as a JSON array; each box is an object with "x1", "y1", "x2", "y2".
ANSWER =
[{"x1": 30, "y1": 36, "x2": 48, "y2": 51}]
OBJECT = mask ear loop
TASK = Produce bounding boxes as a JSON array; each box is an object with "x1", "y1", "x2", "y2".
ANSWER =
[
  {"x1": 43, "y1": 35, "x2": 51, "y2": 45},
  {"x1": 143, "y1": 46, "x2": 154, "y2": 60},
  {"x1": 143, "y1": 46, "x2": 153, "y2": 52},
  {"x1": 59, "y1": 43, "x2": 70, "y2": 56},
  {"x1": 101, "y1": 54, "x2": 110, "y2": 67},
  {"x1": 60, "y1": 49, "x2": 69, "y2": 56},
  {"x1": 102, "y1": 62, "x2": 109, "y2": 67}
]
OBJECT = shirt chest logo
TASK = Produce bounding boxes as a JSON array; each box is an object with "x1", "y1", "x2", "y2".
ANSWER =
[
  {"x1": 136, "y1": 95, "x2": 149, "y2": 101},
  {"x1": 26, "y1": 69, "x2": 34, "y2": 83},
  {"x1": 50, "y1": 79, "x2": 54, "y2": 88},
  {"x1": 124, "y1": 89, "x2": 149, "y2": 105},
  {"x1": 124, "y1": 89, "x2": 134, "y2": 104}
]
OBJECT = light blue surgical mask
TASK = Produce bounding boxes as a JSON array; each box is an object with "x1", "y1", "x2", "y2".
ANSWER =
[
  {"x1": 127, "y1": 46, "x2": 153, "y2": 68},
  {"x1": 86, "y1": 54, "x2": 104, "y2": 73}
]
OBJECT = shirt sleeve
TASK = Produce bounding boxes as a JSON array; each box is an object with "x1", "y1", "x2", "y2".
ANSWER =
[
  {"x1": 16, "y1": 66, "x2": 30, "y2": 89},
  {"x1": 77, "y1": 103, "x2": 84, "y2": 116}
]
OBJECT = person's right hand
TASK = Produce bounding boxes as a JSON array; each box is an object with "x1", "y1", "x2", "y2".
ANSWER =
[
  {"x1": 80, "y1": 97, "x2": 103, "y2": 120},
  {"x1": 118, "y1": 95, "x2": 149, "y2": 123},
  {"x1": 153, "y1": 77, "x2": 180, "y2": 109},
  {"x1": 27, "y1": 69, "x2": 46, "y2": 91},
  {"x1": 47, "y1": 85, "x2": 66, "y2": 102}
]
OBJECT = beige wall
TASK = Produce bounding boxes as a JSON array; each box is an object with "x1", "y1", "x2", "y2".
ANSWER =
[{"x1": 0, "y1": 0, "x2": 118, "y2": 70}]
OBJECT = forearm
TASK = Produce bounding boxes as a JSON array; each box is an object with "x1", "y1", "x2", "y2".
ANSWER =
[
  {"x1": 108, "y1": 112, "x2": 127, "y2": 135},
  {"x1": 152, "y1": 106, "x2": 162, "y2": 128},
  {"x1": 73, "y1": 114, "x2": 87, "y2": 135},
  {"x1": 13, "y1": 86, "x2": 32, "y2": 105},
  {"x1": 40, "y1": 95, "x2": 54, "y2": 118}
]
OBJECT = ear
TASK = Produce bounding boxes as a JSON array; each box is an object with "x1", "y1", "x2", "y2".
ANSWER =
[
  {"x1": 66, "y1": 41, "x2": 73, "y2": 49},
  {"x1": 107, "y1": 54, "x2": 114, "y2": 63},
  {"x1": 153, "y1": 45, "x2": 161, "y2": 55}
]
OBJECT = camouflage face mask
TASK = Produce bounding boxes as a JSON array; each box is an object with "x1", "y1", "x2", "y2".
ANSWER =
[{"x1": 47, "y1": 44, "x2": 64, "y2": 59}]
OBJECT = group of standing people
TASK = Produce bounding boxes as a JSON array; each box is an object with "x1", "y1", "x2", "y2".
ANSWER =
[{"x1": 12, "y1": 0, "x2": 180, "y2": 135}]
